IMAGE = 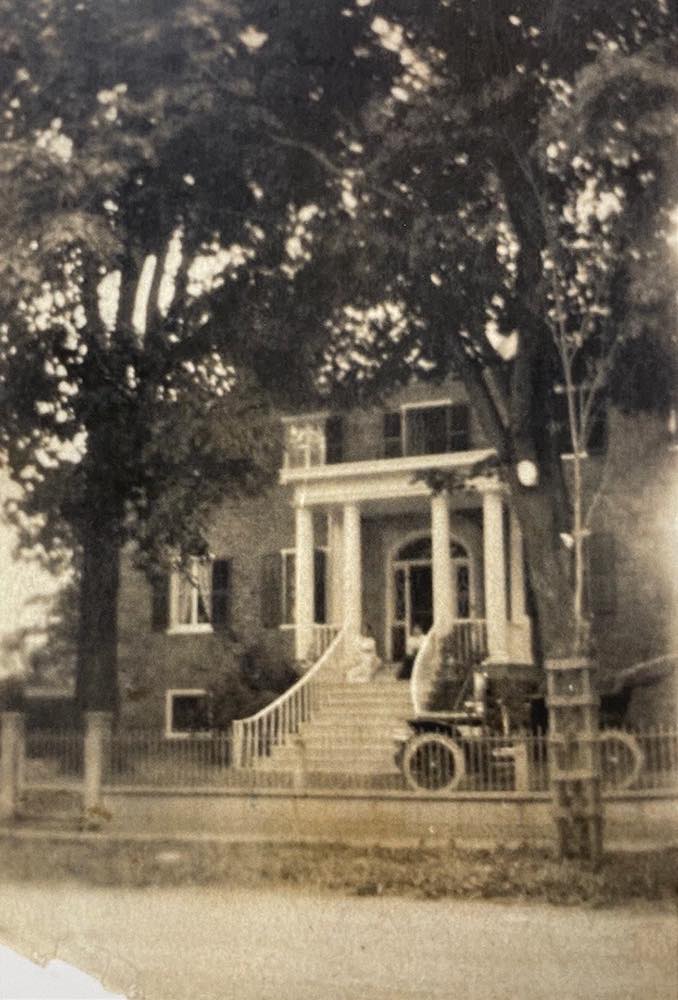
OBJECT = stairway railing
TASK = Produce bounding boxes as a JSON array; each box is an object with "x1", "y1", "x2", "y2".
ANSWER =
[
  {"x1": 410, "y1": 619, "x2": 489, "y2": 716},
  {"x1": 410, "y1": 627, "x2": 438, "y2": 716},
  {"x1": 446, "y1": 618, "x2": 488, "y2": 666},
  {"x1": 231, "y1": 627, "x2": 345, "y2": 768}
]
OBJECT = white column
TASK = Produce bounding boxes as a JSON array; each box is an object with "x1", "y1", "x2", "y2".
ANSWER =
[
  {"x1": 342, "y1": 502, "x2": 362, "y2": 642},
  {"x1": 431, "y1": 491, "x2": 453, "y2": 634},
  {"x1": 327, "y1": 509, "x2": 343, "y2": 626},
  {"x1": 510, "y1": 510, "x2": 527, "y2": 622},
  {"x1": 483, "y1": 486, "x2": 509, "y2": 661},
  {"x1": 294, "y1": 504, "x2": 315, "y2": 661}
]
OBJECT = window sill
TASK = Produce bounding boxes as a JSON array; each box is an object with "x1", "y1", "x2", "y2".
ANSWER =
[{"x1": 166, "y1": 624, "x2": 214, "y2": 636}]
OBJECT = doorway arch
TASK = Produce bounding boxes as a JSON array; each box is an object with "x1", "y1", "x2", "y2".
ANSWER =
[{"x1": 387, "y1": 530, "x2": 478, "y2": 662}]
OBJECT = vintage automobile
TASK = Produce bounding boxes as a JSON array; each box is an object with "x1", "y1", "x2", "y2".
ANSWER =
[{"x1": 396, "y1": 656, "x2": 677, "y2": 794}]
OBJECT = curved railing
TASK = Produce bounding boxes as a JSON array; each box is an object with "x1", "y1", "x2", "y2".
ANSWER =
[
  {"x1": 410, "y1": 619, "x2": 489, "y2": 716},
  {"x1": 231, "y1": 627, "x2": 344, "y2": 768},
  {"x1": 410, "y1": 627, "x2": 438, "y2": 716}
]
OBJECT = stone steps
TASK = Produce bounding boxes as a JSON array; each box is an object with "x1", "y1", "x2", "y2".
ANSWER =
[{"x1": 256, "y1": 677, "x2": 412, "y2": 776}]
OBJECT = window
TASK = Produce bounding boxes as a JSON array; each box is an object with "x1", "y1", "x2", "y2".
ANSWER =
[
  {"x1": 167, "y1": 558, "x2": 231, "y2": 633},
  {"x1": 165, "y1": 689, "x2": 211, "y2": 739},
  {"x1": 261, "y1": 549, "x2": 327, "y2": 627},
  {"x1": 403, "y1": 403, "x2": 470, "y2": 456},
  {"x1": 283, "y1": 415, "x2": 344, "y2": 468},
  {"x1": 552, "y1": 386, "x2": 607, "y2": 456}
]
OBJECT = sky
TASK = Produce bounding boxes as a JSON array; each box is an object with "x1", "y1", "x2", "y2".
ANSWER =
[{"x1": 0, "y1": 470, "x2": 62, "y2": 653}]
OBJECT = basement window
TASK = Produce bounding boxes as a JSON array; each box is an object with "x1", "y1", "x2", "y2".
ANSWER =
[{"x1": 165, "y1": 689, "x2": 211, "y2": 739}]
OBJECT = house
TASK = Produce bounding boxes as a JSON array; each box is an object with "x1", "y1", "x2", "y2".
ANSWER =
[{"x1": 116, "y1": 375, "x2": 678, "y2": 757}]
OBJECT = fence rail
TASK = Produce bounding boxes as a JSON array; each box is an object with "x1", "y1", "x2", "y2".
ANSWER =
[{"x1": 12, "y1": 724, "x2": 677, "y2": 796}]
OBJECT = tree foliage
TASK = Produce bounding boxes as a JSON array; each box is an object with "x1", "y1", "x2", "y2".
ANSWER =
[
  {"x1": 0, "y1": 0, "x2": 395, "y2": 707},
  {"x1": 1, "y1": 1, "x2": 677, "y2": 704}
]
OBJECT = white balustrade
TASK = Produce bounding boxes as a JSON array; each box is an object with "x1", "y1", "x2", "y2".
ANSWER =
[
  {"x1": 410, "y1": 619, "x2": 489, "y2": 717},
  {"x1": 446, "y1": 619, "x2": 488, "y2": 666},
  {"x1": 312, "y1": 624, "x2": 340, "y2": 660},
  {"x1": 231, "y1": 628, "x2": 344, "y2": 768}
]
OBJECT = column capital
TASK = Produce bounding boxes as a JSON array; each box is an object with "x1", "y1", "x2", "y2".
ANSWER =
[{"x1": 475, "y1": 475, "x2": 507, "y2": 496}]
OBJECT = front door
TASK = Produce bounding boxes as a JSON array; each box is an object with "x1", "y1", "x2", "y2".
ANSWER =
[
  {"x1": 391, "y1": 559, "x2": 433, "y2": 662},
  {"x1": 390, "y1": 534, "x2": 474, "y2": 661}
]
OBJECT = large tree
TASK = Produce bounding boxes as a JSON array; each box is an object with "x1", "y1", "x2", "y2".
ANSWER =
[
  {"x1": 0, "y1": 0, "x2": 393, "y2": 710},
  {"x1": 2, "y1": 0, "x2": 677, "y2": 715},
  {"x1": 280, "y1": 0, "x2": 678, "y2": 664}
]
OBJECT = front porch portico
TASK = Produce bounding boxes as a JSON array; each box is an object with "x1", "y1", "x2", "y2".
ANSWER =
[{"x1": 285, "y1": 453, "x2": 532, "y2": 669}]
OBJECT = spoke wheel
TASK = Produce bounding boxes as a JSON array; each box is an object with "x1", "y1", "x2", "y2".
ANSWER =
[
  {"x1": 402, "y1": 733, "x2": 466, "y2": 792},
  {"x1": 599, "y1": 730, "x2": 644, "y2": 791}
]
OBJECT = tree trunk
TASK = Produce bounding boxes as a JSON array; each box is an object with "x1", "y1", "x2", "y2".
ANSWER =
[
  {"x1": 508, "y1": 474, "x2": 576, "y2": 662},
  {"x1": 75, "y1": 513, "x2": 122, "y2": 714}
]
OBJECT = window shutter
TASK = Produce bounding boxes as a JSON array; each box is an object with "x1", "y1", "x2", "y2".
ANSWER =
[
  {"x1": 150, "y1": 572, "x2": 170, "y2": 632},
  {"x1": 325, "y1": 415, "x2": 344, "y2": 464},
  {"x1": 383, "y1": 411, "x2": 402, "y2": 457},
  {"x1": 261, "y1": 551, "x2": 282, "y2": 627},
  {"x1": 314, "y1": 549, "x2": 327, "y2": 624},
  {"x1": 448, "y1": 404, "x2": 470, "y2": 451},
  {"x1": 211, "y1": 559, "x2": 231, "y2": 629},
  {"x1": 586, "y1": 533, "x2": 616, "y2": 616}
]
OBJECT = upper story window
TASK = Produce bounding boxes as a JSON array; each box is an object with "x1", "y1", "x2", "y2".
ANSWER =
[
  {"x1": 161, "y1": 557, "x2": 231, "y2": 634},
  {"x1": 283, "y1": 415, "x2": 344, "y2": 469},
  {"x1": 383, "y1": 403, "x2": 470, "y2": 458},
  {"x1": 552, "y1": 386, "x2": 607, "y2": 457}
]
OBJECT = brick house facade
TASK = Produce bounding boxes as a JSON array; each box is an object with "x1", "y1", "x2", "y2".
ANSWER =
[{"x1": 115, "y1": 375, "x2": 678, "y2": 735}]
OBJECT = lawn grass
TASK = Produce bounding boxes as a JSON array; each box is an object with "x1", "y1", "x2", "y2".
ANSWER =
[{"x1": 0, "y1": 833, "x2": 677, "y2": 907}]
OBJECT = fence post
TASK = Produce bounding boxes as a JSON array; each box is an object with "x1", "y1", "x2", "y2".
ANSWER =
[
  {"x1": 83, "y1": 711, "x2": 112, "y2": 814},
  {"x1": 0, "y1": 712, "x2": 23, "y2": 822}
]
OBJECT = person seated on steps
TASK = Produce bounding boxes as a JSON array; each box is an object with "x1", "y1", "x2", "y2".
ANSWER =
[{"x1": 398, "y1": 624, "x2": 423, "y2": 681}]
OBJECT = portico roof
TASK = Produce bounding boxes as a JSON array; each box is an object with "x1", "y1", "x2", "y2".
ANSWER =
[{"x1": 280, "y1": 448, "x2": 498, "y2": 506}]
